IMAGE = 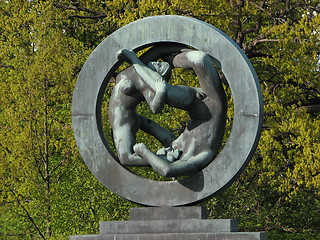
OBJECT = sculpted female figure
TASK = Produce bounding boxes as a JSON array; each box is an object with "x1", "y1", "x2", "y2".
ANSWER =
[
  {"x1": 109, "y1": 47, "x2": 227, "y2": 177},
  {"x1": 108, "y1": 47, "x2": 177, "y2": 166}
]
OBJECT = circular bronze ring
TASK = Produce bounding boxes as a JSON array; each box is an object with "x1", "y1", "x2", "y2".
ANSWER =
[{"x1": 72, "y1": 15, "x2": 263, "y2": 206}]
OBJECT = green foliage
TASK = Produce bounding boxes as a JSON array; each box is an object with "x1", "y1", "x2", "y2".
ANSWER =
[
  {"x1": 268, "y1": 231, "x2": 320, "y2": 240},
  {"x1": 0, "y1": 0, "x2": 319, "y2": 239}
]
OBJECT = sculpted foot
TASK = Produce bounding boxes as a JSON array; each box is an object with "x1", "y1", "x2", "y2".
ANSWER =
[
  {"x1": 133, "y1": 143, "x2": 148, "y2": 156},
  {"x1": 156, "y1": 147, "x2": 181, "y2": 163}
]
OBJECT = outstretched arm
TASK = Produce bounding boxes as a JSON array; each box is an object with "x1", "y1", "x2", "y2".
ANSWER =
[
  {"x1": 117, "y1": 49, "x2": 167, "y2": 113},
  {"x1": 117, "y1": 49, "x2": 165, "y2": 93},
  {"x1": 139, "y1": 42, "x2": 188, "y2": 65}
]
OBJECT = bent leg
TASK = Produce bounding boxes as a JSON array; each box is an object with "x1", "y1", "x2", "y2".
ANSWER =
[
  {"x1": 133, "y1": 143, "x2": 172, "y2": 177},
  {"x1": 139, "y1": 115, "x2": 177, "y2": 147},
  {"x1": 173, "y1": 51, "x2": 222, "y2": 96},
  {"x1": 112, "y1": 123, "x2": 149, "y2": 166},
  {"x1": 134, "y1": 143, "x2": 213, "y2": 177}
]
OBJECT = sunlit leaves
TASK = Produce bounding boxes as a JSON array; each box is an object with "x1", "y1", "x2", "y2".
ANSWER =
[{"x1": 0, "y1": 0, "x2": 319, "y2": 239}]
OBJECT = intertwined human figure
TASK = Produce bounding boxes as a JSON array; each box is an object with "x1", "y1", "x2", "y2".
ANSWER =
[{"x1": 108, "y1": 47, "x2": 227, "y2": 177}]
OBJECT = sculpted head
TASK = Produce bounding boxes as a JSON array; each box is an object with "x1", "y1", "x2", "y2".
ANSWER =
[{"x1": 148, "y1": 61, "x2": 172, "y2": 80}]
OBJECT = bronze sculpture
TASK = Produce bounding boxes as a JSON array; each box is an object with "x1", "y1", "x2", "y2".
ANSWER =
[
  {"x1": 109, "y1": 48, "x2": 227, "y2": 177},
  {"x1": 72, "y1": 15, "x2": 263, "y2": 206}
]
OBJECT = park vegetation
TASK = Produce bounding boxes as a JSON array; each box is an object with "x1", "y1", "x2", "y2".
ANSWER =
[{"x1": 0, "y1": 0, "x2": 319, "y2": 239}]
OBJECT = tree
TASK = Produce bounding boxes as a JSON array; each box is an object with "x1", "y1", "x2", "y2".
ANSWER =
[
  {"x1": 1, "y1": 1, "x2": 90, "y2": 239},
  {"x1": 0, "y1": 0, "x2": 319, "y2": 239}
]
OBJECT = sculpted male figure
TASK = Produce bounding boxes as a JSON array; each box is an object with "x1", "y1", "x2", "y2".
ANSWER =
[{"x1": 119, "y1": 49, "x2": 227, "y2": 177}]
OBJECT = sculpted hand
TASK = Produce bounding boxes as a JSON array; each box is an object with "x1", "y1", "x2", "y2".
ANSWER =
[
  {"x1": 116, "y1": 49, "x2": 128, "y2": 61},
  {"x1": 116, "y1": 49, "x2": 138, "y2": 63}
]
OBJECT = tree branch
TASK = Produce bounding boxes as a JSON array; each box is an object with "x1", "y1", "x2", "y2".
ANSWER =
[
  {"x1": 53, "y1": 3, "x2": 107, "y2": 19},
  {"x1": 3, "y1": 183, "x2": 46, "y2": 240},
  {"x1": 68, "y1": 14, "x2": 107, "y2": 19},
  {"x1": 296, "y1": 104, "x2": 320, "y2": 113},
  {"x1": 50, "y1": 158, "x2": 66, "y2": 177},
  {"x1": 235, "y1": 1, "x2": 266, "y2": 49},
  {"x1": 0, "y1": 142, "x2": 12, "y2": 154},
  {"x1": 285, "y1": 97, "x2": 320, "y2": 108},
  {"x1": 1, "y1": 64, "x2": 15, "y2": 69},
  {"x1": 245, "y1": 38, "x2": 279, "y2": 55}
]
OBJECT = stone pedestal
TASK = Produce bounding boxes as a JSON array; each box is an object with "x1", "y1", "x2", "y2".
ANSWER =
[{"x1": 70, "y1": 207, "x2": 267, "y2": 240}]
